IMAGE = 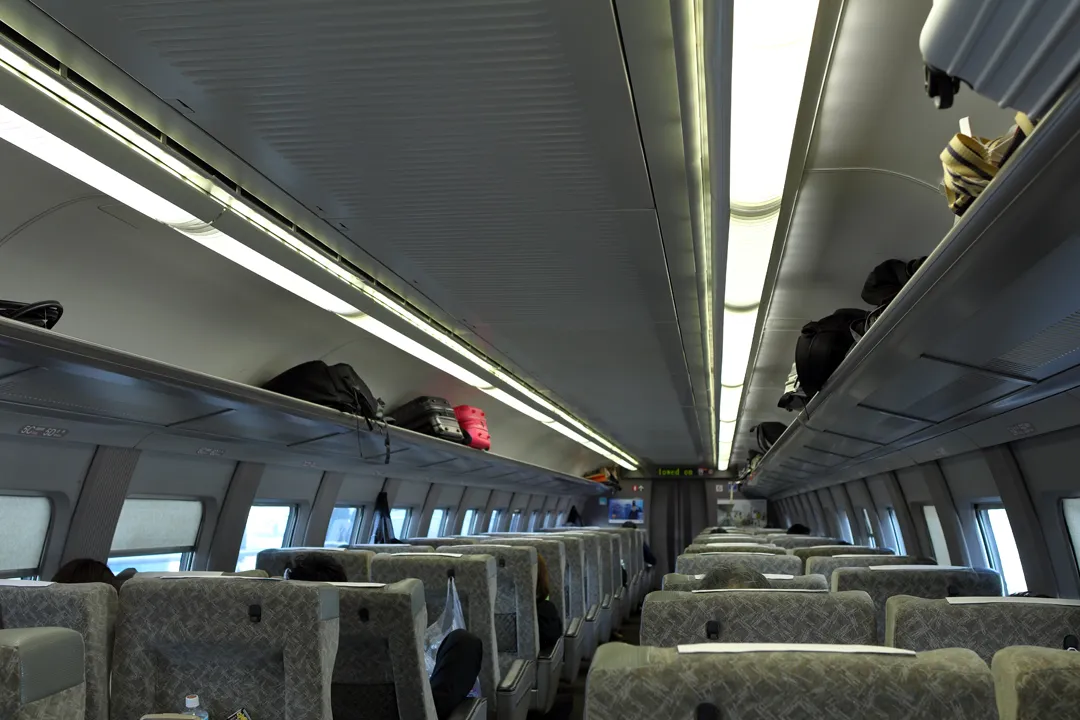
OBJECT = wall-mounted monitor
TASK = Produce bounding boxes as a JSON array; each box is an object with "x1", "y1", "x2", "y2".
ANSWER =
[{"x1": 609, "y1": 497, "x2": 645, "y2": 524}]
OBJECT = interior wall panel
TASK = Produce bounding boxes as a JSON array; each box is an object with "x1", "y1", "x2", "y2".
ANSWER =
[
  {"x1": 205, "y1": 462, "x2": 264, "y2": 571},
  {"x1": 61, "y1": 447, "x2": 141, "y2": 566},
  {"x1": 845, "y1": 480, "x2": 882, "y2": 548},
  {"x1": 883, "y1": 472, "x2": 926, "y2": 558},
  {"x1": 938, "y1": 451, "x2": 1001, "y2": 567}
]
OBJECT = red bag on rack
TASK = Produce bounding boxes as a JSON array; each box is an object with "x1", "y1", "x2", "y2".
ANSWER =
[{"x1": 454, "y1": 405, "x2": 491, "y2": 451}]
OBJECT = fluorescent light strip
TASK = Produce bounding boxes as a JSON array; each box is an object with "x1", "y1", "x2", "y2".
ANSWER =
[
  {"x1": 718, "y1": 0, "x2": 817, "y2": 469},
  {"x1": 0, "y1": 41, "x2": 639, "y2": 469}
]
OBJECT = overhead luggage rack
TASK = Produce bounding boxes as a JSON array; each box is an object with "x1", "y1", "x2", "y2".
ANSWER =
[
  {"x1": 0, "y1": 316, "x2": 603, "y2": 496},
  {"x1": 747, "y1": 74, "x2": 1080, "y2": 498}
]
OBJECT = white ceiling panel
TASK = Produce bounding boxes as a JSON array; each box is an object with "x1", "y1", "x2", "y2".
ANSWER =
[{"x1": 22, "y1": 0, "x2": 712, "y2": 463}]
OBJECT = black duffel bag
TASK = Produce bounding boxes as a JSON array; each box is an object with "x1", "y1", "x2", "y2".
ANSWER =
[
  {"x1": 754, "y1": 422, "x2": 787, "y2": 453},
  {"x1": 0, "y1": 299, "x2": 63, "y2": 329},
  {"x1": 262, "y1": 360, "x2": 384, "y2": 422},
  {"x1": 795, "y1": 308, "x2": 867, "y2": 398}
]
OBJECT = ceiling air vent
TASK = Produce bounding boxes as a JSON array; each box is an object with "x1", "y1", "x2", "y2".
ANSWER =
[{"x1": 983, "y1": 308, "x2": 1080, "y2": 379}]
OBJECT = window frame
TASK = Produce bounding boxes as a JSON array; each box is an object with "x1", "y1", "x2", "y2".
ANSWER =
[
  {"x1": 461, "y1": 508, "x2": 478, "y2": 536},
  {"x1": 862, "y1": 508, "x2": 877, "y2": 548},
  {"x1": 428, "y1": 507, "x2": 449, "y2": 537},
  {"x1": 0, "y1": 494, "x2": 54, "y2": 579},
  {"x1": 324, "y1": 505, "x2": 363, "y2": 547},
  {"x1": 977, "y1": 504, "x2": 1028, "y2": 594},
  {"x1": 528, "y1": 510, "x2": 540, "y2": 531},
  {"x1": 837, "y1": 510, "x2": 854, "y2": 543},
  {"x1": 108, "y1": 497, "x2": 205, "y2": 572},
  {"x1": 922, "y1": 504, "x2": 953, "y2": 565},
  {"x1": 235, "y1": 503, "x2": 299, "y2": 571},
  {"x1": 509, "y1": 510, "x2": 522, "y2": 532},
  {"x1": 389, "y1": 507, "x2": 412, "y2": 539},
  {"x1": 488, "y1": 509, "x2": 504, "y2": 533},
  {"x1": 886, "y1": 507, "x2": 907, "y2": 555}
]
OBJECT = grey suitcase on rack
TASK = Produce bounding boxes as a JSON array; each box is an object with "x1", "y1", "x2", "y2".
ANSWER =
[{"x1": 920, "y1": 0, "x2": 1080, "y2": 116}]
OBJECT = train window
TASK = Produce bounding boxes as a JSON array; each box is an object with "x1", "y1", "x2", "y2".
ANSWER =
[
  {"x1": 509, "y1": 511, "x2": 522, "y2": 531},
  {"x1": 837, "y1": 511, "x2": 854, "y2": 543},
  {"x1": 886, "y1": 507, "x2": 907, "y2": 555},
  {"x1": 1062, "y1": 498, "x2": 1080, "y2": 573},
  {"x1": 0, "y1": 496, "x2": 51, "y2": 577},
  {"x1": 528, "y1": 510, "x2": 540, "y2": 531},
  {"x1": 390, "y1": 508, "x2": 411, "y2": 539},
  {"x1": 325, "y1": 506, "x2": 362, "y2": 547},
  {"x1": 236, "y1": 505, "x2": 295, "y2": 571},
  {"x1": 977, "y1": 505, "x2": 1027, "y2": 594},
  {"x1": 557, "y1": 511, "x2": 566, "y2": 526},
  {"x1": 109, "y1": 499, "x2": 202, "y2": 573},
  {"x1": 922, "y1": 505, "x2": 953, "y2": 565},
  {"x1": 545, "y1": 511, "x2": 555, "y2": 528},
  {"x1": 488, "y1": 510, "x2": 504, "y2": 533},
  {"x1": 428, "y1": 508, "x2": 448, "y2": 536},
  {"x1": 460, "y1": 508, "x2": 478, "y2": 536},
  {"x1": 862, "y1": 508, "x2": 877, "y2": 548}
]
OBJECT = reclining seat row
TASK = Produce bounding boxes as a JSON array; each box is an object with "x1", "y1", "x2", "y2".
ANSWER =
[
  {"x1": 548, "y1": 532, "x2": 610, "y2": 646},
  {"x1": 832, "y1": 565, "x2": 1004, "y2": 641},
  {"x1": 768, "y1": 535, "x2": 842, "y2": 549},
  {"x1": 0, "y1": 626, "x2": 86, "y2": 719},
  {"x1": 683, "y1": 543, "x2": 787, "y2": 555},
  {"x1": 585, "y1": 643, "x2": 995, "y2": 719},
  {"x1": 675, "y1": 551, "x2": 804, "y2": 576},
  {"x1": 807, "y1": 554, "x2": 928, "y2": 582},
  {"x1": 791, "y1": 545, "x2": 895, "y2": 560},
  {"x1": 640, "y1": 589, "x2": 876, "y2": 647},
  {"x1": 661, "y1": 572, "x2": 829, "y2": 591}
]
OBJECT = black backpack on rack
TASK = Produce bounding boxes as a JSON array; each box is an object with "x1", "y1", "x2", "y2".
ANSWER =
[
  {"x1": 0, "y1": 299, "x2": 63, "y2": 330},
  {"x1": 753, "y1": 422, "x2": 787, "y2": 453},
  {"x1": 859, "y1": 257, "x2": 927, "y2": 334},
  {"x1": 262, "y1": 360, "x2": 384, "y2": 422},
  {"x1": 794, "y1": 308, "x2": 867, "y2": 399}
]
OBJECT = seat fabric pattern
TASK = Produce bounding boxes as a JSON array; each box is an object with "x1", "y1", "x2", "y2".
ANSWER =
[
  {"x1": 792, "y1": 546, "x2": 896, "y2": 560},
  {"x1": 887, "y1": 596, "x2": 1080, "y2": 664},
  {"x1": 639, "y1": 590, "x2": 875, "y2": 647},
  {"x1": 351, "y1": 544, "x2": 434, "y2": 554},
  {"x1": 769, "y1": 536, "x2": 841, "y2": 549},
  {"x1": 0, "y1": 583, "x2": 114, "y2": 720},
  {"x1": 662, "y1": 573, "x2": 828, "y2": 592},
  {"x1": 586, "y1": 643, "x2": 995, "y2": 720},
  {"x1": 480, "y1": 538, "x2": 568, "y2": 625},
  {"x1": 675, "y1": 553, "x2": 803, "y2": 576},
  {"x1": 684, "y1": 544, "x2": 787, "y2": 555},
  {"x1": 111, "y1": 577, "x2": 338, "y2": 720},
  {"x1": 0, "y1": 627, "x2": 86, "y2": 720},
  {"x1": 332, "y1": 579, "x2": 435, "y2": 720},
  {"x1": 833, "y1": 567, "x2": 1003, "y2": 641},
  {"x1": 992, "y1": 646, "x2": 1080, "y2": 720},
  {"x1": 806, "y1": 555, "x2": 928, "y2": 582}
]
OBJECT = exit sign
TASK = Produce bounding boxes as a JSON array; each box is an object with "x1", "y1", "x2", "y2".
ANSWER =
[{"x1": 657, "y1": 467, "x2": 713, "y2": 477}]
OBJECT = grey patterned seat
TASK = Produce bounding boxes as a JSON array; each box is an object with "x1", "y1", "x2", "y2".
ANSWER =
[
  {"x1": 352, "y1": 543, "x2": 434, "y2": 554},
  {"x1": 589, "y1": 532, "x2": 624, "y2": 631},
  {"x1": 0, "y1": 627, "x2": 85, "y2": 720},
  {"x1": 674, "y1": 552, "x2": 803, "y2": 576},
  {"x1": 0, "y1": 582, "x2": 115, "y2": 720},
  {"x1": 806, "y1": 554, "x2": 928, "y2": 583},
  {"x1": 585, "y1": 643, "x2": 995, "y2": 719},
  {"x1": 474, "y1": 536, "x2": 573, "y2": 707},
  {"x1": 833, "y1": 566, "x2": 1003, "y2": 642},
  {"x1": 543, "y1": 535, "x2": 591, "y2": 678},
  {"x1": 992, "y1": 646, "x2": 1080, "y2": 720},
  {"x1": 639, "y1": 589, "x2": 875, "y2": 647},
  {"x1": 370, "y1": 553, "x2": 530, "y2": 720},
  {"x1": 111, "y1": 577, "x2": 339, "y2": 720},
  {"x1": 793, "y1": 545, "x2": 896, "y2": 561},
  {"x1": 256, "y1": 547, "x2": 374, "y2": 581},
  {"x1": 693, "y1": 535, "x2": 766, "y2": 545},
  {"x1": 887, "y1": 596, "x2": 1080, "y2": 664},
  {"x1": 596, "y1": 529, "x2": 635, "y2": 620},
  {"x1": 662, "y1": 572, "x2": 829, "y2": 592},
  {"x1": 684, "y1": 543, "x2": 787, "y2": 554},
  {"x1": 554, "y1": 533, "x2": 609, "y2": 647},
  {"x1": 443, "y1": 546, "x2": 538, "y2": 720},
  {"x1": 331, "y1": 579, "x2": 485, "y2": 720},
  {"x1": 769, "y1": 535, "x2": 842, "y2": 549}
]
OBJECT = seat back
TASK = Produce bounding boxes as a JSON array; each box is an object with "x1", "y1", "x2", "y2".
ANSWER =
[
  {"x1": 992, "y1": 646, "x2": 1080, "y2": 720},
  {"x1": 478, "y1": 537, "x2": 568, "y2": 627},
  {"x1": 833, "y1": 566, "x2": 1003, "y2": 641},
  {"x1": 0, "y1": 627, "x2": 85, "y2": 720},
  {"x1": 662, "y1": 573, "x2": 828, "y2": 592},
  {"x1": 585, "y1": 643, "x2": 995, "y2": 720},
  {"x1": 887, "y1": 596, "x2": 1080, "y2": 663},
  {"x1": 256, "y1": 547, "x2": 374, "y2": 581},
  {"x1": 674, "y1": 552, "x2": 803, "y2": 576},
  {"x1": 692, "y1": 535, "x2": 766, "y2": 545},
  {"x1": 684, "y1": 544, "x2": 786, "y2": 555},
  {"x1": 806, "y1": 554, "x2": 927, "y2": 582},
  {"x1": 443, "y1": 545, "x2": 538, "y2": 675},
  {"x1": 640, "y1": 589, "x2": 875, "y2": 647},
  {"x1": 793, "y1": 546, "x2": 896, "y2": 560},
  {"x1": 112, "y1": 577, "x2": 338, "y2": 720},
  {"x1": 0, "y1": 582, "x2": 114, "y2": 720},
  {"x1": 559, "y1": 534, "x2": 602, "y2": 612},
  {"x1": 548, "y1": 535, "x2": 586, "y2": 621},
  {"x1": 332, "y1": 580, "x2": 435, "y2": 720},
  {"x1": 369, "y1": 553, "x2": 499, "y2": 708},
  {"x1": 769, "y1": 535, "x2": 841, "y2": 549},
  {"x1": 588, "y1": 533, "x2": 620, "y2": 603},
  {"x1": 351, "y1": 543, "x2": 434, "y2": 554}
]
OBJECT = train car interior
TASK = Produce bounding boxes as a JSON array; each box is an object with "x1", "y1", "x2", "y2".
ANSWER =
[{"x1": 0, "y1": 0, "x2": 1079, "y2": 718}]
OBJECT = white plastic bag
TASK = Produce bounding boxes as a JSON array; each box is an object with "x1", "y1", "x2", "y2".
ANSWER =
[{"x1": 423, "y1": 577, "x2": 482, "y2": 698}]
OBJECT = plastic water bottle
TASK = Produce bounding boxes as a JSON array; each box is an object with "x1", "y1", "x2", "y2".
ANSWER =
[{"x1": 182, "y1": 694, "x2": 209, "y2": 719}]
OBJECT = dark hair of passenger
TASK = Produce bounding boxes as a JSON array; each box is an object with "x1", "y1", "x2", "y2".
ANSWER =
[
  {"x1": 621, "y1": 521, "x2": 637, "y2": 529},
  {"x1": 700, "y1": 566, "x2": 771, "y2": 590},
  {"x1": 536, "y1": 553, "x2": 551, "y2": 602},
  {"x1": 51, "y1": 558, "x2": 116, "y2": 585},
  {"x1": 287, "y1": 553, "x2": 347, "y2": 582},
  {"x1": 786, "y1": 523, "x2": 812, "y2": 535},
  {"x1": 709, "y1": 528, "x2": 728, "y2": 534},
  {"x1": 1010, "y1": 591, "x2": 1053, "y2": 598}
]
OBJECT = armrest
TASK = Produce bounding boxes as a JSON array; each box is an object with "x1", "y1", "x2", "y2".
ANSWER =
[
  {"x1": 585, "y1": 603, "x2": 599, "y2": 622},
  {"x1": 601, "y1": 592, "x2": 613, "y2": 609},
  {"x1": 498, "y1": 658, "x2": 529, "y2": 693},
  {"x1": 565, "y1": 616, "x2": 583, "y2": 639},
  {"x1": 445, "y1": 696, "x2": 487, "y2": 720},
  {"x1": 538, "y1": 635, "x2": 564, "y2": 663}
]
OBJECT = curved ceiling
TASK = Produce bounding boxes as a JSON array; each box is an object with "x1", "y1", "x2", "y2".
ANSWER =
[
  {"x1": 5, "y1": 0, "x2": 724, "y2": 466},
  {"x1": 733, "y1": 0, "x2": 1015, "y2": 466}
]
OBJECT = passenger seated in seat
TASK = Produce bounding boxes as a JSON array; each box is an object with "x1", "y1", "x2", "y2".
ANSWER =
[
  {"x1": 288, "y1": 553, "x2": 483, "y2": 720},
  {"x1": 536, "y1": 554, "x2": 562, "y2": 653},
  {"x1": 52, "y1": 558, "x2": 117, "y2": 586},
  {"x1": 786, "y1": 524, "x2": 811, "y2": 535},
  {"x1": 700, "y1": 566, "x2": 771, "y2": 590}
]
